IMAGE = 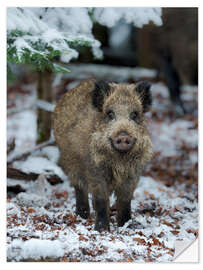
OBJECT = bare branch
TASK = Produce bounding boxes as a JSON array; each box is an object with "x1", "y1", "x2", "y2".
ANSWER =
[
  {"x1": 37, "y1": 99, "x2": 56, "y2": 112},
  {"x1": 7, "y1": 100, "x2": 55, "y2": 116},
  {"x1": 7, "y1": 138, "x2": 56, "y2": 164},
  {"x1": 7, "y1": 167, "x2": 63, "y2": 185},
  {"x1": 7, "y1": 137, "x2": 16, "y2": 155}
]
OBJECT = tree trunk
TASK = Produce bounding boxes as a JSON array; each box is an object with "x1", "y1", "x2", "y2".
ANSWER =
[{"x1": 37, "y1": 69, "x2": 53, "y2": 143}]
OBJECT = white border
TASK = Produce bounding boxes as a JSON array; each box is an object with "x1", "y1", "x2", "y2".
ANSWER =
[
  {"x1": 0, "y1": 1, "x2": 7, "y2": 266},
  {"x1": 3, "y1": 0, "x2": 202, "y2": 7},
  {"x1": 1, "y1": 0, "x2": 202, "y2": 269}
]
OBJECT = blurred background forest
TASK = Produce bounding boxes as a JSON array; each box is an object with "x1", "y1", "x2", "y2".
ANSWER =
[
  {"x1": 7, "y1": 8, "x2": 198, "y2": 142},
  {"x1": 7, "y1": 7, "x2": 198, "y2": 262}
]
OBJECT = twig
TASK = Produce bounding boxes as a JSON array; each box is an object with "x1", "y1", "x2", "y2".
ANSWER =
[
  {"x1": 63, "y1": 63, "x2": 157, "y2": 82},
  {"x1": 7, "y1": 185, "x2": 26, "y2": 197},
  {"x1": 7, "y1": 100, "x2": 55, "y2": 116},
  {"x1": 7, "y1": 137, "x2": 16, "y2": 155},
  {"x1": 37, "y1": 99, "x2": 56, "y2": 112}
]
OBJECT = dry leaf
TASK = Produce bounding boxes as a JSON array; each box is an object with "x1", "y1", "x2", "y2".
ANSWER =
[{"x1": 133, "y1": 237, "x2": 146, "y2": 245}]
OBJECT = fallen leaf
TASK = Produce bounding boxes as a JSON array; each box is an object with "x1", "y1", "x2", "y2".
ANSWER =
[
  {"x1": 79, "y1": 235, "x2": 88, "y2": 241},
  {"x1": 170, "y1": 230, "x2": 179, "y2": 235},
  {"x1": 186, "y1": 229, "x2": 198, "y2": 237},
  {"x1": 162, "y1": 220, "x2": 173, "y2": 227},
  {"x1": 117, "y1": 249, "x2": 124, "y2": 254},
  {"x1": 149, "y1": 194, "x2": 155, "y2": 200},
  {"x1": 158, "y1": 187, "x2": 165, "y2": 192},
  {"x1": 55, "y1": 190, "x2": 68, "y2": 199},
  {"x1": 27, "y1": 207, "x2": 36, "y2": 213},
  {"x1": 133, "y1": 237, "x2": 146, "y2": 245}
]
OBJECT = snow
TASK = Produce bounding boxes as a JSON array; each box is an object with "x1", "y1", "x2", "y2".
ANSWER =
[
  {"x1": 148, "y1": 82, "x2": 198, "y2": 157},
  {"x1": 181, "y1": 85, "x2": 198, "y2": 102},
  {"x1": 150, "y1": 120, "x2": 198, "y2": 157},
  {"x1": 93, "y1": 8, "x2": 162, "y2": 28},
  {"x1": 7, "y1": 178, "x2": 30, "y2": 190},
  {"x1": 7, "y1": 202, "x2": 21, "y2": 217},
  {"x1": 7, "y1": 8, "x2": 48, "y2": 34},
  {"x1": 189, "y1": 152, "x2": 198, "y2": 164},
  {"x1": 36, "y1": 100, "x2": 56, "y2": 112},
  {"x1": 16, "y1": 192, "x2": 48, "y2": 208},
  {"x1": 7, "y1": 110, "x2": 37, "y2": 150},
  {"x1": 40, "y1": 146, "x2": 60, "y2": 163},
  {"x1": 7, "y1": 84, "x2": 37, "y2": 151},
  {"x1": 151, "y1": 82, "x2": 169, "y2": 98},
  {"x1": 62, "y1": 63, "x2": 157, "y2": 83},
  {"x1": 8, "y1": 239, "x2": 65, "y2": 261},
  {"x1": 109, "y1": 21, "x2": 132, "y2": 49},
  {"x1": 39, "y1": 8, "x2": 93, "y2": 35},
  {"x1": 13, "y1": 156, "x2": 66, "y2": 180}
]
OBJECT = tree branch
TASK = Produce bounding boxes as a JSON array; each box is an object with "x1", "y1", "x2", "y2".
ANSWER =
[
  {"x1": 7, "y1": 137, "x2": 16, "y2": 155},
  {"x1": 7, "y1": 138, "x2": 56, "y2": 164},
  {"x1": 7, "y1": 167, "x2": 63, "y2": 185}
]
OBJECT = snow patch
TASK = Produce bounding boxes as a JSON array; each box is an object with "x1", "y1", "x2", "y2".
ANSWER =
[
  {"x1": 13, "y1": 156, "x2": 66, "y2": 180},
  {"x1": 8, "y1": 239, "x2": 65, "y2": 261},
  {"x1": 94, "y1": 8, "x2": 162, "y2": 28}
]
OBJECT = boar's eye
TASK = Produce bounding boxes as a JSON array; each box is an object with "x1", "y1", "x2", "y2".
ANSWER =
[
  {"x1": 130, "y1": 111, "x2": 138, "y2": 122},
  {"x1": 106, "y1": 110, "x2": 115, "y2": 120}
]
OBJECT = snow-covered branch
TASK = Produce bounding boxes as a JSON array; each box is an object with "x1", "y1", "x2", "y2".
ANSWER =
[
  {"x1": 7, "y1": 7, "x2": 162, "y2": 71},
  {"x1": 62, "y1": 63, "x2": 157, "y2": 82},
  {"x1": 7, "y1": 167, "x2": 63, "y2": 185}
]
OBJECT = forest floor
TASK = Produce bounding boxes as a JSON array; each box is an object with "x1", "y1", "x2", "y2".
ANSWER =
[{"x1": 7, "y1": 73, "x2": 198, "y2": 262}]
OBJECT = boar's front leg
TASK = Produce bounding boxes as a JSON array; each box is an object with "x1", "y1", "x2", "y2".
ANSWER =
[
  {"x1": 116, "y1": 196, "x2": 131, "y2": 227},
  {"x1": 74, "y1": 184, "x2": 90, "y2": 219},
  {"x1": 93, "y1": 191, "x2": 110, "y2": 232},
  {"x1": 116, "y1": 180, "x2": 135, "y2": 227},
  {"x1": 88, "y1": 169, "x2": 110, "y2": 231}
]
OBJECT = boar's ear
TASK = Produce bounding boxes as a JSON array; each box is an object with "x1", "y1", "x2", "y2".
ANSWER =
[
  {"x1": 134, "y1": 81, "x2": 152, "y2": 113},
  {"x1": 92, "y1": 80, "x2": 111, "y2": 112}
]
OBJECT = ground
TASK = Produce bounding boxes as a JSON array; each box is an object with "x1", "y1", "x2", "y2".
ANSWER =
[{"x1": 7, "y1": 73, "x2": 198, "y2": 262}]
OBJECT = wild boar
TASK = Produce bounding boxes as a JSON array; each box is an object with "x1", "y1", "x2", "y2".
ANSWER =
[
  {"x1": 135, "y1": 8, "x2": 198, "y2": 114},
  {"x1": 53, "y1": 79, "x2": 153, "y2": 231}
]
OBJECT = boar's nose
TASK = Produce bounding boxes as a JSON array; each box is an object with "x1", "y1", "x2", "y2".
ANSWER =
[{"x1": 112, "y1": 132, "x2": 135, "y2": 153}]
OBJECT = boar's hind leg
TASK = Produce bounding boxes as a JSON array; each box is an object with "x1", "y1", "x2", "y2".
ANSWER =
[
  {"x1": 116, "y1": 186, "x2": 134, "y2": 227},
  {"x1": 74, "y1": 185, "x2": 90, "y2": 219},
  {"x1": 160, "y1": 54, "x2": 186, "y2": 115}
]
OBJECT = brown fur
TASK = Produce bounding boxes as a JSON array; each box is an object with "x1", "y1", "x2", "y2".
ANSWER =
[{"x1": 53, "y1": 79, "x2": 152, "y2": 231}]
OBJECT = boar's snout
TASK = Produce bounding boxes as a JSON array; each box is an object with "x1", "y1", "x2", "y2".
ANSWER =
[{"x1": 111, "y1": 131, "x2": 136, "y2": 153}]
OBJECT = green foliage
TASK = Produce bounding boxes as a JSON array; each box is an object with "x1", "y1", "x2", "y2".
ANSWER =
[
  {"x1": 7, "y1": 30, "x2": 72, "y2": 73},
  {"x1": 53, "y1": 63, "x2": 70, "y2": 73}
]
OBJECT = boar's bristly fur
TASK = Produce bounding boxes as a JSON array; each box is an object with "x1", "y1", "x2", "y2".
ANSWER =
[{"x1": 53, "y1": 79, "x2": 153, "y2": 231}]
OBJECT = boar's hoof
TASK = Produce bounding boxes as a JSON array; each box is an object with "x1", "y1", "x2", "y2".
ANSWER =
[
  {"x1": 127, "y1": 221, "x2": 145, "y2": 230},
  {"x1": 117, "y1": 212, "x2": 131, "y2": 227},
  {"x1": 95, "y1": 220, "x2": 109, "y2": 232}
]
